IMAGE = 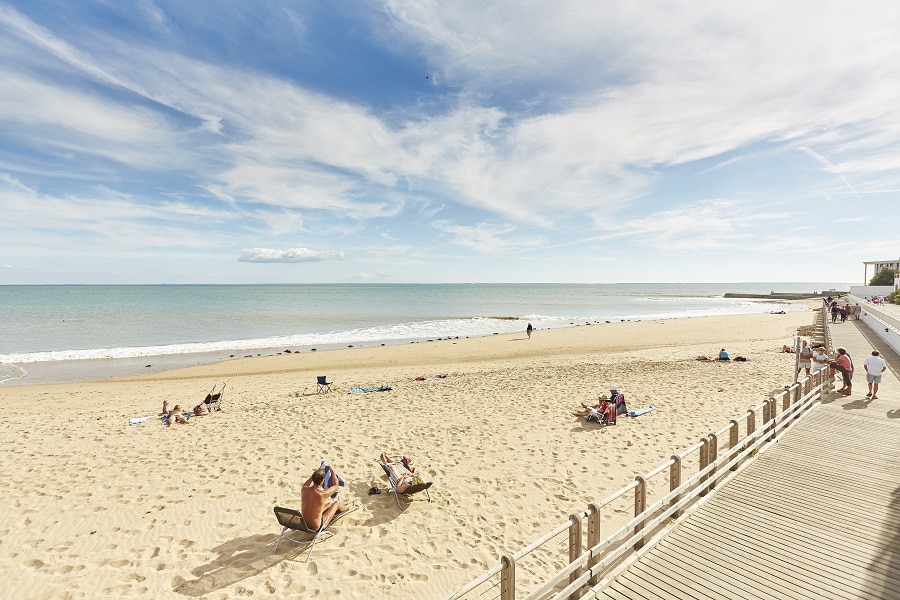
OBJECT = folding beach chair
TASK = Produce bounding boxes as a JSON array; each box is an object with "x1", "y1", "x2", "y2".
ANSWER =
[
  {"x1": 316, "y1": 376, "x2": 333, "y2": 393},
  {"x1": 272, "y1": 505, "x2": 357, "y2": 562},
  {"x1": 204, "y1": 383, "x2": 226, "y2": 411},
  {"x1": 379, "y1": 455, "x2": 433, "y2": 509}
]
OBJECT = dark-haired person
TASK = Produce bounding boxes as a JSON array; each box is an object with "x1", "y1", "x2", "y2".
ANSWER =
[
  {"x1": 301, "y1": 466, "x2": 348, "y2": 530},
  {"x1": 829, "y1": 348, "x2": 853, "y2": 395}
]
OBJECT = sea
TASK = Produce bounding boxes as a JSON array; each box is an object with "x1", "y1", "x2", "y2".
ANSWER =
[{"x1": 0, "y1": 283, "x2": 847, "y2": 386}]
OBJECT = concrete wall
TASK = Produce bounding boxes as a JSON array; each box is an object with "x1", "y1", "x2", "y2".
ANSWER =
[
  {"x1": 849, "y1": 285, "x2": 894, "y2": 298},
  {"x1": 852, "y1": 298, "x2": 900, "y2": 356}
]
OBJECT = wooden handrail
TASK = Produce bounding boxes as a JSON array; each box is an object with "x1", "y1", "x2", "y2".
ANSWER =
[{"x1": 446, "y1": 370, "x2": 827, "y2": 600}]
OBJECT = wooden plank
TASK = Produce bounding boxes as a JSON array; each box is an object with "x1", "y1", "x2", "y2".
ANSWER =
[
  {"x1": 655, "y1": 527, "x2": 853, "y2": 600},
  {"x1": 625, "y1": 555, "x2": 735, "y2": 600},
  {"x1": 603, "y1": 574, "x2": 672, "y2": 600},
  {"x1": 698, "y1": 487, "x2": 900, "y2": 555},
  {"x1": 658, "y1": 528, "x2": 860, "y2": 600},
  {"x1": 683, "y1": 511, "x2": 900, "y2": 589},
  {"x1": 641, "y1": 537, "x2": 792, "y2": 600},
  {"x1": 685, "y1": 506, "x2": 891, "y2": 577},
  {"x1": 635, "y1": 547, "x2": 776, "y2": 600},
  {"x1": 673, "y1": 518, "x2": 880, "y2": 596},
  {"x1": 705, "y1": 479, "x2": 899, "y2": 550}
]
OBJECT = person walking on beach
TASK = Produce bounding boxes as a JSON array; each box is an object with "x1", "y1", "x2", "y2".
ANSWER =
[
  {"x1": 526, "y1": 323, "x2": 533, "y2": 339},
  {"x1": 864, "y1": 350, "x2": 887, "y2": 400}
]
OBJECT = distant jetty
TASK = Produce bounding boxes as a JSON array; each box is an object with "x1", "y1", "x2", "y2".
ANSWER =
[{"x1": 723, "y1": 291, "x2": 846, "y2": 300}]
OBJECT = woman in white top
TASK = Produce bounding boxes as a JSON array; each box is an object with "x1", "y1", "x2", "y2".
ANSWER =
[{"x1": 811, "y1": 347, "x2": 829, "y2": 372}]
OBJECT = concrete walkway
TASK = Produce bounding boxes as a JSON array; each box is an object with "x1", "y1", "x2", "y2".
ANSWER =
[{"x1": 596, "y1": 319, "x2": 900, "y2": 599}]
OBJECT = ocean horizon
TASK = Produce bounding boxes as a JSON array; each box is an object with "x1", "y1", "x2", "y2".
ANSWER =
[{"x1": 0, "y1": 282, "x2": 847, "y2": 386}]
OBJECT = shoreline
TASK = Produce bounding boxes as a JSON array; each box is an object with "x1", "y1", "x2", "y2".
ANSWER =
[
  {"x1": 1, "y1": 304, "x2": 810, "y2": 387},
  {"x1": 0, "y1": 306, "x2": 818, "y2": 599}
]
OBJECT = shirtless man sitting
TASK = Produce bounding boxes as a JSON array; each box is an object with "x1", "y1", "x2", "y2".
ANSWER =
[{"x1": 300, "y1": 467, "x2": 348, "y2": 531}]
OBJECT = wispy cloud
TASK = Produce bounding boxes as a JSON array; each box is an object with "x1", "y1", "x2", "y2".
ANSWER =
[
  {"x1": 1, "y1": 1, "x2": 899, "y2": 282},
  {"x1": 237, "y1": 247, "x2": 346, "y2": 263}
]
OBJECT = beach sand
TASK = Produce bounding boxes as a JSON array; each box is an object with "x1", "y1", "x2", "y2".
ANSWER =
[{"x1": 0, "y1": 307, "x2": 817, "y2": 599}]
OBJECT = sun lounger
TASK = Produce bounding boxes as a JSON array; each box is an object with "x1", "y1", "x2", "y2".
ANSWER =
[
  {"x1": 272, "y1": 505, "x2": 357, "y2": 562},
  {"x1": 378, "y1": 455, "x2": 433, "y2": 509}
]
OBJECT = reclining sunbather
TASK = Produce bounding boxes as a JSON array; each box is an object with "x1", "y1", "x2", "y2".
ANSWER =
[
  {"x1": 378, "y1": 453, "x2": 432, "y2": 494},
  {"x1": 168, "y1": 405, "x2": 191, "y2": 425}
]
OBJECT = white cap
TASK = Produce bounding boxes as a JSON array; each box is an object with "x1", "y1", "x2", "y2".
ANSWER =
[{"x1": 608, "y1": 385, "x2": 618, "y2": 391}]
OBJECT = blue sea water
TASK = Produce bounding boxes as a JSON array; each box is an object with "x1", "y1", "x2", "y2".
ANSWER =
[{"x1": 0, "y1": 283, "x2": 846, "y2": 385}]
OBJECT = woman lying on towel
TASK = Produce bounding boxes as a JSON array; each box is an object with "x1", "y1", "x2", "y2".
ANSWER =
[{"x1": 379, "y1": 453, "x2": 433, "y2": 494}]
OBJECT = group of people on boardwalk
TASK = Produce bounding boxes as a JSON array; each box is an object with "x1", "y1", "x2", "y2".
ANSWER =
[
  {"x1": 823, "y1": 347, "x2": 887, "y2": 398},
  {"x1": 827, "y1": 298, "x2": 859, "y2": 323}
]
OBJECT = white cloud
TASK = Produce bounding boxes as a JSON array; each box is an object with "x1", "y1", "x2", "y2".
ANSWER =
[
  {"x1": 432, "y1": 220, "x2": 547, "y2": 253},
  {"x1": 237, "y1": 247, "x2": 346, "y2": 263}
]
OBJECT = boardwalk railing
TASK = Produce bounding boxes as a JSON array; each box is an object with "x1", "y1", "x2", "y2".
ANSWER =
[{"x1": 447, "y1": 310, "x2": 833, "y2": 600}]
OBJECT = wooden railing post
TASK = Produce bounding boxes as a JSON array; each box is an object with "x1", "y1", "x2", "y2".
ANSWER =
[
  {"x1": 568, "y1": 514, "x2": 582, "y2": 596},
  {"x1": 747, "y1": 408, "x2": 756, "y2": 438},
  {"x1": 698, "y1": 438, "x2": 709, "y2": 497},
  {"x1": 707, "y1": 434, "x2": 718, "y2": 493},
  {"x1": 586, "y1": 503, "x2": 601, "y2": 586},
  {"x1": 669, "y1": 455, "x2": 682, "y2": 518},
  {"x1": 767, "y1": 397, "x2": 777, "y2": 441},
  {"x1": 729, "y1": 420, "x2": 740, "y2": 471},
  {"x1": 500, "y1": 554, "x2": 515, "y2": 600},
  {"x1": 634, "y1": 476, "x2": 647, "y2": 550}
]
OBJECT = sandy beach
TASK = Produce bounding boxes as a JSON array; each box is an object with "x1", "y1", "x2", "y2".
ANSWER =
[{"x1": 0, "y1": 307, "x2": 817, "y2": 599}]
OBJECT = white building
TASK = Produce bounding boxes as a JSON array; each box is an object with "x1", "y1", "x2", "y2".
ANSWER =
[{"x1": 862, "y1": 258, "x2": 900, "y2": 291}]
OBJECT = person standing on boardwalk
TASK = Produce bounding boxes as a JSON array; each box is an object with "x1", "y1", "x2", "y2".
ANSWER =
[
  {"x1": 863, "y1": 350, "x2": 887, "y2": 400},
  {"x1": 797, "y1": 340, "x2": 813, "y2": 376},
  {"x1": 526, "y1": 323, "x2": 533, "y2": 339}
]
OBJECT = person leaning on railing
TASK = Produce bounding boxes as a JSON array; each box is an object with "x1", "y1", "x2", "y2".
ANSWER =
[{"x1": 829, "y1": 348, "x2": 853, "y2": 395}]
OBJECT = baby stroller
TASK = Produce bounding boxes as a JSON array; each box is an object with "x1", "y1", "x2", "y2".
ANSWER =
[{"x1": 204, "y1": 383, "x2": 226, "y2": 412}]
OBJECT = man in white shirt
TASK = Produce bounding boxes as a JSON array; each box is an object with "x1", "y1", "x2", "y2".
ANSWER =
[{"x1": 863, "y1": 350, "x2": 888, "y2": 399}]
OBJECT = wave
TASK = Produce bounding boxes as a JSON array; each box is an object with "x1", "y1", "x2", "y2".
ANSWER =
[{"x1": 0, "y1": 302, "x2": 803, "y2": 365}]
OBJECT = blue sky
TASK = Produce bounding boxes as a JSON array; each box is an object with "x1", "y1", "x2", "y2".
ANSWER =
[{"x1": 1, "y1": 1, "x2": 898, "y2": 285}]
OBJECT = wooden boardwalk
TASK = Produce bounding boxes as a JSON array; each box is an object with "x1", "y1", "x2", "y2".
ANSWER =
[{"x1": 597, "y1": 321, "x2": 900, "y2": 600}]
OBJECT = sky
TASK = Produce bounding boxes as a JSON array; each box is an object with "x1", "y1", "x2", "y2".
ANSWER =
[{"x1": 1, "y1": 1, "x2": 899, "y2": 285}]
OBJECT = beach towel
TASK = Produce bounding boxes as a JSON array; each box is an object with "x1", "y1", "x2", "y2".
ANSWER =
[
  {"x1": 320, "y1": 459, "x2": 345, "y2": 499},
  {"x1": 128, "y1": 416, "x2": 156, "y2": 426},
  {"x1": 347, "y1": 385, "x2": 392, "y2": 394},
  {"x1": 415, "y1": 374, "x2": 452, "y2": 381},
  {"x1": 628, "y1": 406, "x2": 655, "y2": 418}
]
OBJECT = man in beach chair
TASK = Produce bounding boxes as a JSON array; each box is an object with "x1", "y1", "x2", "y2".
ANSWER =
[
  {"x1": 272, "y1": 504, "x2": 357, "y2": 562},
  {"x1": 300, "y1": 461, "x2": 347, "y2": 530},
  {"x1": 378, "y1": 452, "x2": 433, "y2": 509}
]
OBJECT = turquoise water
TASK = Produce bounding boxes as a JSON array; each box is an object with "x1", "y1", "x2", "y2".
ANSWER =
[{"x1": 0, "y1": 282, "x2": 846, "y2": 385}]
